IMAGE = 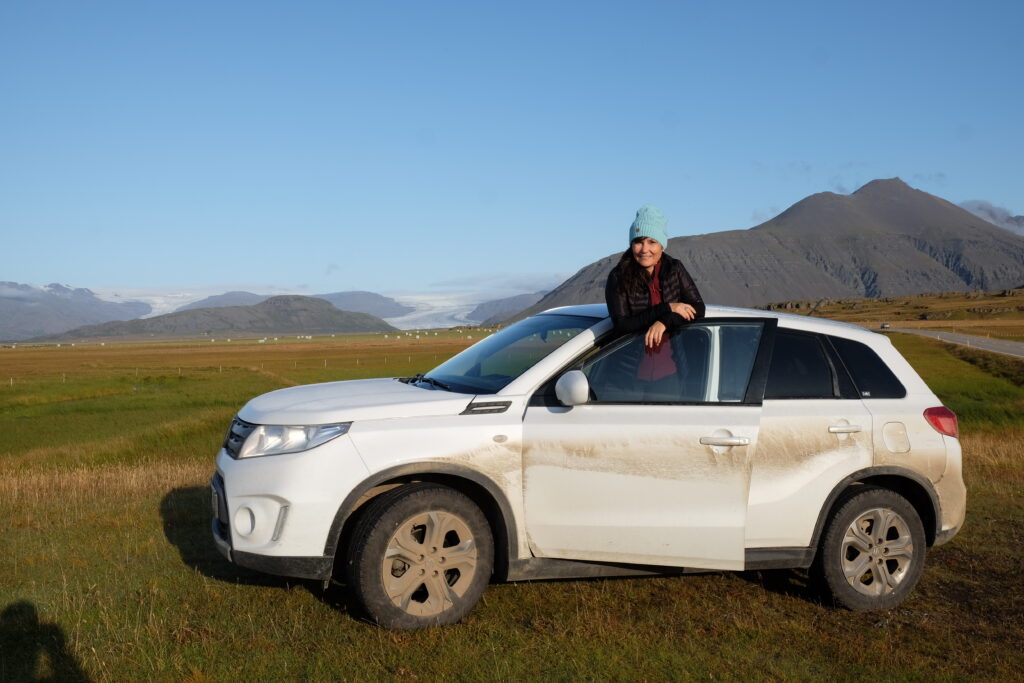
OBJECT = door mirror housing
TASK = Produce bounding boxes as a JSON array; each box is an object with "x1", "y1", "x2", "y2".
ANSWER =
[{"x1": 555, "y1": 370, "x2": 590, "y2": 406}]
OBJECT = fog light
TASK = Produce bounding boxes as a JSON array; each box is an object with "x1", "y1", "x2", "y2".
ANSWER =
[{"x1": 233, "y1": 506, "x2": 256, "y2": 537}]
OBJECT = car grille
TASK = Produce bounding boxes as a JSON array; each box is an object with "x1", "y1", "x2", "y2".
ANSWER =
[{"x1": 223, "y1": 416, "x2": 257, "y2": 459}]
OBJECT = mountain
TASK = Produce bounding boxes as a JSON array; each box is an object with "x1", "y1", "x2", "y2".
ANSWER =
[
  {"x1": 959, "y1": 200, "x2": 1024, "y2": 237},
  {"x1": 38, "y1": 296, "x2": 397, "y2": 341},
  {"x1": 177, "y1": 290, "x2": 414, "y2": 318},
  {"x1": 176, "y1": 291, "x2": 269, "y2": 310},
  {"x1": 0, "y1": 282, "x2": 152, "y2": 342},
  {"x1": 514, "y1": 179, "x2": 1024, "y2": 319},
  {"x1": 466, "y1": 291, "x2": 547, "y2": 325},
  {"x1": 312, "y1": 291, "x2": 415, "y2": 318}
]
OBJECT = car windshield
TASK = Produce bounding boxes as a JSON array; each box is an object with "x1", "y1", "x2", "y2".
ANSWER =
[{"x1": 424, "y1": 314, "x2": 598, "y2": 394}]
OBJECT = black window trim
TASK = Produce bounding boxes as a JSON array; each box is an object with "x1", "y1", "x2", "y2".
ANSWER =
[
  {"x1": 824, "y1": 333, "x2": 907, "y2": 400},
  {"x1": 821, "y1": 335, "x2": 862, "y2": 400}
]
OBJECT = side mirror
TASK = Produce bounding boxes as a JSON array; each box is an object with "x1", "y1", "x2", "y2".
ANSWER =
[{"x1": 555, "y1": 370, "x2": 590, "y2": 406}]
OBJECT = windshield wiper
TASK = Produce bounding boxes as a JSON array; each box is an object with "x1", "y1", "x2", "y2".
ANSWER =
[{"x1": 410, "y1": 373, "x2": 452, "y2": 392}]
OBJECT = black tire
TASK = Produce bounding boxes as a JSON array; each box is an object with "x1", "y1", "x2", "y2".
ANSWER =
[
  {"x1": 345, "y1": 483, "x2": 494, "y2": 629},
  {"x1": 812, "y1": 486, "x2": 926, "y2": 611}
]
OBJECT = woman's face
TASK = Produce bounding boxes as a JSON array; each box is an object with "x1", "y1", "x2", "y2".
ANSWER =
[{"x1": 631, "y1": 237, "x2": 663, "y2": 272}]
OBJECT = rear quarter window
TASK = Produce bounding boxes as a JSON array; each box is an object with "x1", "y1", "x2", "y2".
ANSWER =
[{"x1": 828, "y1": 336, "x2": 906, "y2": 399}]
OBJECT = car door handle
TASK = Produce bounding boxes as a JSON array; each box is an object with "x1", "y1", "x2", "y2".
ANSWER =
[
  {"x1": 700, "y1": 436, "x2": 751, "y2": 447},
  {"x1": 828, "y1": 424, "x2": 862, "y2": 434}
]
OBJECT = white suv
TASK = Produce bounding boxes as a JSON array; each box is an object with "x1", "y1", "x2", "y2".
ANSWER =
[{"x1": 210, "y1": 305, "x2": 965, "y2": 629}]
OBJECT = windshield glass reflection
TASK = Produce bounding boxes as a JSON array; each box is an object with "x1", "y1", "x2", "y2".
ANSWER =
[{"x1": 426, "y1": 314, "x2": 599, "y2": 394}]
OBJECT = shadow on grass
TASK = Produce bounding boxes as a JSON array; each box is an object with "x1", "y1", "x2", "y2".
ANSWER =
[
  {"x1": 159, "y1": 486, "x2": 361, "y2": 619},
  {"x1": 161, "y1": 486, "x2": 296, "y2": 588},
  {"x1": 737, "y1": 568, "x2": 827, "y2": 606},
  {"x1": 0, "y1": 601, "x2": 89, "y2": 682}
]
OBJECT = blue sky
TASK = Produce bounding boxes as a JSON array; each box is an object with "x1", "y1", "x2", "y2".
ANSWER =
[{"x1": 2, "y1": 0, "x2": 1021, "y2": 300}]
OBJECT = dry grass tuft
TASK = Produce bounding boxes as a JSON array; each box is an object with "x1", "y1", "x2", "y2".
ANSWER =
[
  {"x1": 0, "y1": 461, "x2": 210, "y2": 505},
  {"x1": 1, "y1": 408, "x2": 228, "y2": 464},
  {"x1": 961, "y1": 430, "x2": 1024, "y2": 493}
]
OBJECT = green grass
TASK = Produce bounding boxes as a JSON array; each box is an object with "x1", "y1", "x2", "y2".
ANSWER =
[
  {"x1": 888, "y1": 333, "x2": 1024, "y2": 431},
  {"x1": 943, "y1": 342, "x2": 1024, "y2": 387},
  {"x1": 1, "y1": 335, "x2": 1023, "y2": 680}
]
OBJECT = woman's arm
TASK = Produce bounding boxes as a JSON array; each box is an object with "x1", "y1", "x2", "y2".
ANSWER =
[{"x1": 660, "y1": 262, "x2": 705, "y2": 332}]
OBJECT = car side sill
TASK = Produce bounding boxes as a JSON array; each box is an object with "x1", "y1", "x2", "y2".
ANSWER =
[
  {"x1": 743, "y1": 547, "x2": 816, "y2": 570},
  {"x1": 505, "y1": 548, "x2": 816, "y2": 582},
  {"x1": 505, "y1": 558, "x2": 695, "y2": 582}
]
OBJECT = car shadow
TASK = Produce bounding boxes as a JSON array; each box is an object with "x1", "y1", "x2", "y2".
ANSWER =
[
  {"x1": 736, "y1": 568, "x2": 828, "y2": 606},
  {"x1": 0, "y1": 600, "x2": 90, "y2": 682},
  {"x1": 160, "y1": 486, "x2": 297, "y2": 588},
  {"x1": 160, "y1": 486, "x2": 365, "y2": 620}
]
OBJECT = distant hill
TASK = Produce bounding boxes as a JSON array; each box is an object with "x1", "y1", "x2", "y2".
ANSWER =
[
  {"x1": 178, "y1": 289, "x2": 414, "y2": 318},
  {"x1": 513, "y1": 178, "x2": 1024, "y2": 320},
  {"x1": 177, "y1": 291, "x2": 269, "y2": 310},
  {"x1": 38, "y1": 296, "x2": 396, "y2": 341},
  {"x1": 0, "y1": 282, "x2": 151, "y2": 342},
  {"x1": 466, "y1": 291, "x2": 547, "y2": 325},
  {"x1": 313, "y1": 291, "x2": 415, "y2": 318}
]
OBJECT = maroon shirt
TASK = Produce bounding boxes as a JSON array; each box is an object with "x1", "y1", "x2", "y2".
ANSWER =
[{"x1": 636, "y1": 260, "x2": 677, "y2": 381}]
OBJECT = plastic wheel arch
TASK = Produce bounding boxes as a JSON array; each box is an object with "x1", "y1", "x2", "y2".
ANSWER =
[{"x1": 323, "y1": 464, "x2": 516, "y2": 580}]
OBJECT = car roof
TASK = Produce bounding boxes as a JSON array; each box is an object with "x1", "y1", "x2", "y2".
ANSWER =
[{"x1": 540, "y1": 303, "x2": 884, "y2": 343}]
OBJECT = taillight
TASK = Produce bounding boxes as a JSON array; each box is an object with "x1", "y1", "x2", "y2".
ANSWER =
[{"x1": 924, "y1": 407, "x2": 959, "y2": 438}]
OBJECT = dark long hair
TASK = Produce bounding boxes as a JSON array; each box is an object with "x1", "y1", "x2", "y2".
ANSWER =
[{"x1": 612, "y1": 247, "x2": 652, "y2": 298}]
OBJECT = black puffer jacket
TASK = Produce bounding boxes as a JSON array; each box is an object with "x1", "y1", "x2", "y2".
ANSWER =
[{"x1": 605, "y1": 253, "x2": 705, "y2": 334}]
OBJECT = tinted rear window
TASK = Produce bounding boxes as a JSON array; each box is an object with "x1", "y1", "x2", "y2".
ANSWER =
[
  {"x1": 764, "y1": 331, "x2": 835, "y2": 399},
  {"x1": 829, "y1": 336, "x2": 906, "y2": 399}
]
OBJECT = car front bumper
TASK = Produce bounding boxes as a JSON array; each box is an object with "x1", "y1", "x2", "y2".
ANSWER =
[{"x1": 210, "y1": 434, "x2": 370, "y2": 580}]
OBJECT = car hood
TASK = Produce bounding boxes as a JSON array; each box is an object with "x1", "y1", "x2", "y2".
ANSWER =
[{"x1": 237, "y1": 378, "x2": 476, "y2": 425}]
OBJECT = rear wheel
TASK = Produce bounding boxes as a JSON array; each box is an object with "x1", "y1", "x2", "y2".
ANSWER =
[
  {"x1": 813, "y1": 486, "x2": 926, "y2": 611},
  {"x1": 346, "y1": 483, "x2": 494, "y2": 629}
]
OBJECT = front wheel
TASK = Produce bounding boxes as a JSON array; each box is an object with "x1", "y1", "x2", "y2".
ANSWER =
[
  {"x1": 345, "y1": 483, "x2": 494, "y2": 629},
  {"x1": 812, "y1": 486, "x2": 926, "y2": 611}
]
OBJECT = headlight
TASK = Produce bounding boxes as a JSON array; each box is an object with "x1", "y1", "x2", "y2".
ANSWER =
[{"x1": 237, "y1": 422, "x2": 351, "y2": 459}]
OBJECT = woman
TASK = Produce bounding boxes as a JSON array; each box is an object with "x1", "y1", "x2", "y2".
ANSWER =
[{"x1": 605, "y1": 205, "x2": 705, "y2": 386}]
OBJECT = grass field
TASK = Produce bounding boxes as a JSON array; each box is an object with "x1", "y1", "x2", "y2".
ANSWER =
[
  {"x1": 766, "y1": 288, "x2": 1024, "y2": 341},
  {"x1": 1, "y1": 329, "x2": 1023, "y2": 680}
]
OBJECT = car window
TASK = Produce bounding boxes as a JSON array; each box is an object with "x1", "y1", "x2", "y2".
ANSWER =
[
  {"x1": 581, "y1": 322, "x2": 763, "y2": 404},
  {"x1": 764, "y1": 330, "x2": 836, "y2": 399},
  {"x1": 428, "y1": 314, "x2": 596, "y2": 393},
  {"x1": 828, "y1": 336, "x2": 906, "y2": 399}
]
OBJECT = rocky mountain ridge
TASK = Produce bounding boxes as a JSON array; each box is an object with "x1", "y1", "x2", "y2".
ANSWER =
[
  {"x1": 0, "y1": 282, "x2": 152, "y2": 341},
  {"x1": 513, "y1": 178, "x2": 1024, "y2": 320}
]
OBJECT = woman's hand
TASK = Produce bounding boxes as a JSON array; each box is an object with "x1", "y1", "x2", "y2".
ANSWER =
[
  {"x1": 669, "y1": 302, "x2": 696, "y2": 320},
  {"x1": 645, "y1": 320, "x2": 667, "y2": 348}
]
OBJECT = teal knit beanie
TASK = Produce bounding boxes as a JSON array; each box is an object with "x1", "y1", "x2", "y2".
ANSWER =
[{"x1": 628, "y1": 205, "x2": 668, "y2": 248}]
